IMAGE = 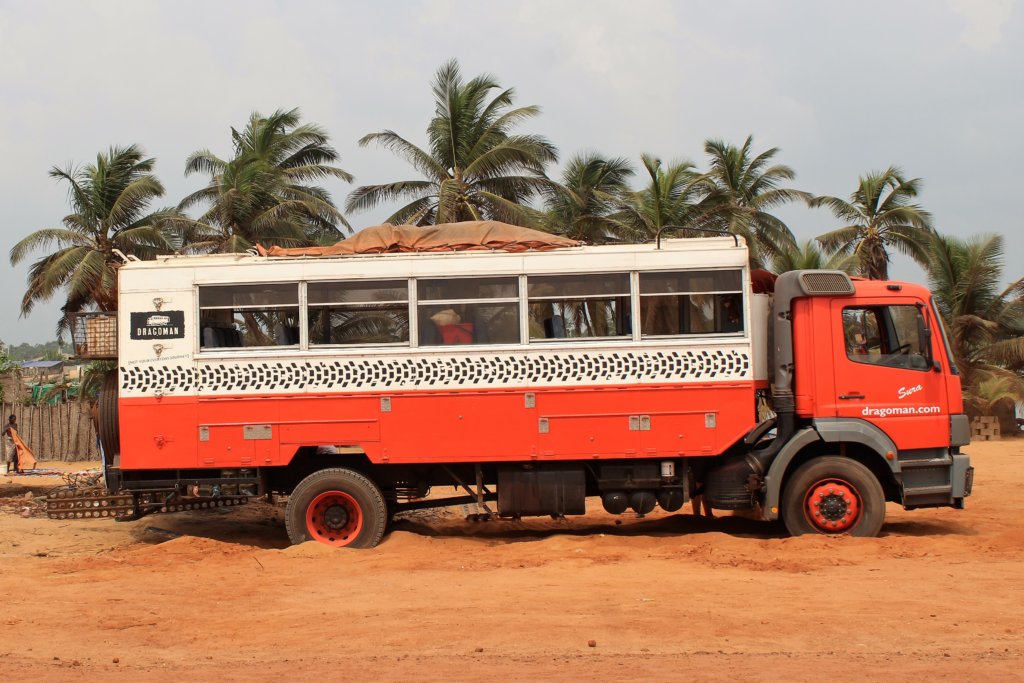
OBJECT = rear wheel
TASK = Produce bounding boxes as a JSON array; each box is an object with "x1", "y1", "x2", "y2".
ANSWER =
[
  {"x1": 782, "y1": 457, "x2": 885, "y2": 537},
  {"x1": 98, "y1": 370, "x2": 120, "y2": 464},
  {"x1": 285, "y1": 468, "x2": 387, "y2": 548},
  {"x1": 98, "y1": 370, "x2": 121, "y2": 491}
]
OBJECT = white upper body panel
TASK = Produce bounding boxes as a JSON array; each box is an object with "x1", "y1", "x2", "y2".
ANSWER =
[{"x1": 115, "y1": 237, "x2": 766, "y2": 398}]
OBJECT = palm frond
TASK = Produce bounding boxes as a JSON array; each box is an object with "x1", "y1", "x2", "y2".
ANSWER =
[
  {"x1": 358, "y1": 131, "x2": 447, "y2": 180},
  {"x1": 10, "y1": 229, "x2": 89, "y2": 264},
  {"x1": 345, "y1": 180, "x2": 435, "y2": 215},
  {"x1": 184, "y1": 150, "x2": 227, "y2": 177}
]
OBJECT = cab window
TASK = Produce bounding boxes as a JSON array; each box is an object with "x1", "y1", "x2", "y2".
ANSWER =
[{"x1": 842, "y1": 305, "x2": 929, "y2": 370}]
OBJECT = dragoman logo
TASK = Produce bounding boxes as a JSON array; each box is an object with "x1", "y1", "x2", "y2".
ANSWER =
[
  {"x1": 898, "y1": 384, "x2": 923, "y2": 400},
  {"x1": 862, "y1": 405, "x2": 941, "y2": 418}
]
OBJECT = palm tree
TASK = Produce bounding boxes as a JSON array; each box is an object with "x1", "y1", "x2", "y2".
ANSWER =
[
  {"x1": 347, "y1": 59, "x2": 558, "y2": 227},
  {"x1": 926, "y1": 232, "x2": 1024, "y2": 409},
  {"x1": 967, "y1": 374, "x2": 1023, "y2": 417},
  {"x1": 770, "y1": 239, "x2": 858, "y2": 274},
  {"x1": 9, "y1": 145, "x2": 174, "y2": 327},
  {"x1": 543, "y1": 152, "x2": 634, "y2": 243},
  {"x1": 701, "y1": 136, "x2": 805, "y2": 267},
  {"x1": 812, "y1": 167, "x2": 934, "y2": 280},
  {"x1": 180, "y1": 108, "x2": 353, "y2": 253},
  {"x1": 614, "y1": 154, "x2": 711, "y2": 243}
]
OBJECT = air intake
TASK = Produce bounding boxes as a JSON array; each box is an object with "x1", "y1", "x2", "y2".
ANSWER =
[{"x1": 798, "y1": 270, "x2": 855, "y2": 296}]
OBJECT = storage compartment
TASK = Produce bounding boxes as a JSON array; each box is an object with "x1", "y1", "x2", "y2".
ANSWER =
[{"x1": 497, "y1": 466, "x2": 586, "y2": 517}]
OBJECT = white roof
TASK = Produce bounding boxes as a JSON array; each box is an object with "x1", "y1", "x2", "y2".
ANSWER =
[{"x1": 121, "y1": 237, "x2": 748, "y2": 285}]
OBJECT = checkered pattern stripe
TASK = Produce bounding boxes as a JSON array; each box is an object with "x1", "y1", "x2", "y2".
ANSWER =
[{"x1": 120, "y1": 348, "x2": 751, "y2": 395}]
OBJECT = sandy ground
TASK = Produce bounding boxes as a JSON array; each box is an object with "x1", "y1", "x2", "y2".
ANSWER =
[{"x1": 0, "y1": 440, "x2": 1021, "y2": 682}]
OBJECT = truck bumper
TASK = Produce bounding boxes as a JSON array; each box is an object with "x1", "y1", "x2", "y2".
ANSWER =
[{"x1": 952, "y1": 452, "x2": 973, "y2": 500}]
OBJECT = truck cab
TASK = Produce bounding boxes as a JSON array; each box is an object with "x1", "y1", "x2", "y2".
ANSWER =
[{"x1": 707, "y1": 271, "x2": 973, "y2": 536}]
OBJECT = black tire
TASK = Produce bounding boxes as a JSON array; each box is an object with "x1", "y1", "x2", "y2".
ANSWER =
[
  {"x1": 285, "y1": 468, "x2": 387, "y2": 548},
  {"x1": 98, "y1": 370, "x2": 120, "y2": 465},
  {"x1": 781, "y1": 457, "x2": 885, "y2": 537},
  {"x1": 385, "y1": 502, "x2": 400, "y2": 530}
]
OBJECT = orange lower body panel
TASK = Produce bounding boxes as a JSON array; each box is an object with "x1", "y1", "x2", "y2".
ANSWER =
[{"x1": 117, "y1": 382, "x2": 756, "y2": 471}]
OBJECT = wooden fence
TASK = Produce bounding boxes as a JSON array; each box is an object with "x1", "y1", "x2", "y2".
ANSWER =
[{"x1": 2, "y1": 400, "x2": 99, "y2": 462}]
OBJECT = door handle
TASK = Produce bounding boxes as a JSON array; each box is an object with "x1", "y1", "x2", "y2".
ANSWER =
[{"x1": 839, "y1": 393, "x2": 865, "y2": 400}]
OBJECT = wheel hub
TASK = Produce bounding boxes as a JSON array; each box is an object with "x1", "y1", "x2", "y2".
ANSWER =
[
  {"x1": 306, "y1": 491, "x2": 363, "y2": 546},
  {"x1": 818, "y1": 494, "x2": 848, "y2": 521},
  {"x1": 323, "y1": 504, "x2": 349, "y2": 530},
  {"x1": 805, "y1": 480, "x2": 860, "y2": 532}
]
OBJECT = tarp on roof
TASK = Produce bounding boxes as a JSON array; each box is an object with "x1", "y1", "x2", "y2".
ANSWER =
[{"x1": 257, "y1": 221, "x2": 579, "y2": 257}]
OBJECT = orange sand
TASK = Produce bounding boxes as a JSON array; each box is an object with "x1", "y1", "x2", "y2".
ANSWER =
[{"x1": 0, "y1": 440, "x2": 1021, "y2": 681}]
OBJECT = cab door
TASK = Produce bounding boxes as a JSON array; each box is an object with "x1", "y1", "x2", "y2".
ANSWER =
[{"x1": 826, "y1": 299, "x2": 948, "y2": 450}]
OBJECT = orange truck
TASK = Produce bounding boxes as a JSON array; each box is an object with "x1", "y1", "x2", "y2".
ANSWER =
[{"x1": 54, "y1": 233, "x2": 972, "y2": 547}]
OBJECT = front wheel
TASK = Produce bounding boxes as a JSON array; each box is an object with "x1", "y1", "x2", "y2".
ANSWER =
[
  {"x1": 285, "y1": 468, "x2": 387, "y2": 548},
  {"x1": 782, "y1": 457, "x2": 885, "y2": 537}
]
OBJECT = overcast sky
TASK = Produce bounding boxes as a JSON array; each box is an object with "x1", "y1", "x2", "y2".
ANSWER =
[{"x1": 1, "y1": 0, "x2": 1020, "y2": 345}]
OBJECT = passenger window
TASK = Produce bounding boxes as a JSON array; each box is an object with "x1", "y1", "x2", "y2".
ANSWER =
[
  {"x1": 417, "y1": 277, "x2": 520, "y2": 346},
  {"x1": 308, "y1": 280, "x2": 409, "y2": 346},
  {"x1": 527, "y1": 273, "x2": 631, "y2": 340},
  {"x1": 639, "y1": 270, "x2": 743, "y2": 336},
  {"x1": 199, "y1": 283, "x2": 299, "y2": 348},
  {"x1": 843, "y1": 305, "x2": 929, "y2": 370}
]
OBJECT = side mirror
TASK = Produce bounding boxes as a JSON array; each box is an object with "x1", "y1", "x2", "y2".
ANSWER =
[{"x1": 916, "y1": 311, "x2": 933, "y2": 364}]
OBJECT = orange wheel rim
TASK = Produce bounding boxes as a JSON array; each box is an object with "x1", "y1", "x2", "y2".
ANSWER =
[
  {"x1": 804, "y1": 478, "x2": 861, "y2": 533},
  {"x1": 306, "y1": 491, "x2": 363, "y2": 546}
]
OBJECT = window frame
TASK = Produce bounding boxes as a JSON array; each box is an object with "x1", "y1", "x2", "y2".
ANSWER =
[
  {"x1": 637, "y1": 268, "x2": 746, "y2": 339},
  {"x1": 197, "y1": 281, "x2": 302, "y2": 351},
  {"x1": 414, "y1": 275, "x2": 522, "y2": 347},
  {"x1": 192, "y1": 264, "x2": 751, "y2": 354},
  {"x1": 841, "y1": 304, "x2": 931, "y2": 372},
  {"x1": 525, "y1": 272, "x2": 633, "y2": 343},
  {"x1": 306, "y1": 278, "x2": 412, "y2": 349}
]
